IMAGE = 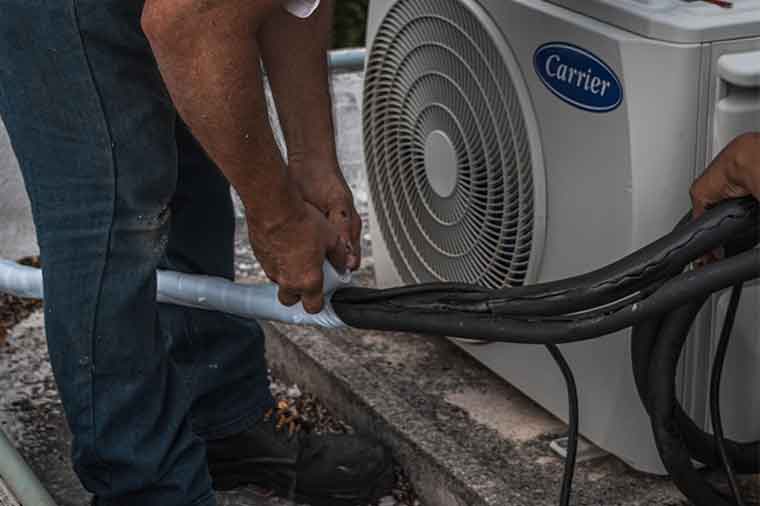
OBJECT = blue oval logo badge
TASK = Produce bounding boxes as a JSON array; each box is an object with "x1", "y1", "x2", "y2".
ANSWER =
[{"x1": 534, "y1": 43, "x2": 623, "y2": 113}]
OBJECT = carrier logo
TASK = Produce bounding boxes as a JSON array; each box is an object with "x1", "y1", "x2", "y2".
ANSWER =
[{"x1": 534, "y1": 43, "x2": 623, "y2": 113}]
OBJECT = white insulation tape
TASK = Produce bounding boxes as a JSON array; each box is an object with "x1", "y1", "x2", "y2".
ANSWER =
[{"x1": 0, "y1": 259, "x2": 350, "y2": 329}]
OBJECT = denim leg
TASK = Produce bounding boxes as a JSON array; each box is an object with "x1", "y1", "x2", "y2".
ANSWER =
[
  {"x1": 0, "y1": 2, "x2": 213, "y2": 505},
  {"x1": 160, "y1": 121, "x2": 274, "y2": 440}
]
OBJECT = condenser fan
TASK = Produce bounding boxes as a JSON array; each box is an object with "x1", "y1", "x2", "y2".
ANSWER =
[{"x1": 363, "y1": 0, "x2": 545, "y2": 289}]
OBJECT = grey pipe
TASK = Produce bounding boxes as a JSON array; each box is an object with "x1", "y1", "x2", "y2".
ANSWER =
[
  {"x1": 0, "y1": 260, "x2": 41, "y2": 300},
  {"x1": 0, "y1": 259, "x2": 349, "y2": 328},
  {"x1": 0, "y1": 429, "x2": 57, "y2": 506},
  {"x1": 156, "y1": 264, "x2": 349, "y2": 328},
  {"x1": 328, "y1": 48, "x2": 366, "y2": 72}
]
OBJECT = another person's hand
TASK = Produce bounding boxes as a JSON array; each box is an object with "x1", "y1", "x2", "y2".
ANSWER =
[
  {"x1": 290, "y1": 160, "x2": 363, "y2": 270},
  {"x1": 247, "y1": 198, "x2": 348, "y2": 314},
  {"x1": 690, "y1": 132, "x2": 760, "y2": 218}
]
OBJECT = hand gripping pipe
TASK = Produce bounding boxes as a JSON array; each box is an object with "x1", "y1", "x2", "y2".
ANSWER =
[{"x1": 0, "y1": 198, "x2": 758, "y2": 506}]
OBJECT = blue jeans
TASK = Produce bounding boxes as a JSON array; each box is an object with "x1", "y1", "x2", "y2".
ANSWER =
[{"x1": 0, "y1": 2, "x2": 274, "y2": 505}]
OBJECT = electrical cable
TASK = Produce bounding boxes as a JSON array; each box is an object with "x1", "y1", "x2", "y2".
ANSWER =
[
  {"x1": 546, "y1": 344, "x2": 579, "y2": 506},
  {"x1": 332, "y1": 197, "x2": 760, "y2": 506},
  {"x1": 710, "y1": 284, "x2": 745, "y2": 506}
]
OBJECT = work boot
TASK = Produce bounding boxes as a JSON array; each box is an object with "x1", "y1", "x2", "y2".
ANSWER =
[{"x1": 206, "y1": 402, "x2": 394, "y2": 506}]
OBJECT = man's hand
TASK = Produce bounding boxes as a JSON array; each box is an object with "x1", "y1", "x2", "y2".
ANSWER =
[
  {"x1": 691, "y1": 132, "x2": 760, "y2": 218},
  {"x1": 290, "y1": 160, "x2": 362, "y2": 270},
  {"x1": 247, "y1": 198, "x2": 348, "y2": 314}
]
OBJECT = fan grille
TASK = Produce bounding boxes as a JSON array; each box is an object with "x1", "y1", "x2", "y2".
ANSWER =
[{"x1": 364, "y1": 0, "x2": 538, "y2": 289}]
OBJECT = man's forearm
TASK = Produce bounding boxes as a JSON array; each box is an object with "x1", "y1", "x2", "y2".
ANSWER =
[
  {"x1": 141, "y1": 0, "x2": 306, "y2": 225},
  {"x1": 258, "y1": 0, "x2": 339, "y2": 169},
  {"x1": 257, "y1": 0, "x2": 363, "y2": 269}
]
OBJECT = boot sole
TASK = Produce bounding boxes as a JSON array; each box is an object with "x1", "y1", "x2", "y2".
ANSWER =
[{"x1": 211, "y1": 455, "x2": 395, "y2": 506}]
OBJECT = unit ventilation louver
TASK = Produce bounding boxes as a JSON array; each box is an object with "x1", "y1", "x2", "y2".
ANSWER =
[{"x1": 363, "y1": 0, "x2": 543, "y2": 289}]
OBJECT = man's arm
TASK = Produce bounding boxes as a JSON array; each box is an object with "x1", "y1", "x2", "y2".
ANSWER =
[
  {"x1": 257, "y1": 0, "x2": 363, "y2": 269},
  {"x1": 691, "y1": 132, "x2": 760, "y2": 217},
  {"x1": 141, "y1": 0, "x2": 346, "y2": 313}
]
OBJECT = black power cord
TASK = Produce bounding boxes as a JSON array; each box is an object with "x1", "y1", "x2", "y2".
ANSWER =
[
  {"x1": 546, "y1": 344, "x2": 579, "y2": 506},
  {"x1": 710, "y1": 284, "x2": 745, "y2": 506},
  {"x1": 333, "y1": 198, "x2": 759, "y2": 506},
  {"x1": 549, "y1": 282, "x2": 745, "y2": 506}
]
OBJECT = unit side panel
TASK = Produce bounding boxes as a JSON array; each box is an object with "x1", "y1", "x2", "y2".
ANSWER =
[{"x1": 463, "y1": 0, "x2": 670, "y2": 474}]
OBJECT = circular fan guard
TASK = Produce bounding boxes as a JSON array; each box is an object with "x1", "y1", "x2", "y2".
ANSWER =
[{"x1": 363, "y1": 0, "x2": 543, "y2": 289}]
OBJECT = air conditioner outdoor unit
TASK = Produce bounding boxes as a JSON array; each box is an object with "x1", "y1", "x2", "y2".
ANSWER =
[{"x1": 364, "y1": 0, "x2": 760, "y2": 474}]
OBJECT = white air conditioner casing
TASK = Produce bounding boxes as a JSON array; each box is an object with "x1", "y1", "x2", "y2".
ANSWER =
[{"x1": 364, "y1": 0, "x2": 760, "y2": 474}]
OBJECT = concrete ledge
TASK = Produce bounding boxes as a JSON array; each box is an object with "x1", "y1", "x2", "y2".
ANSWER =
[
  {"x1": 265, "y1": 323, "x2": 503, "y2": 506},
  {"x1": 264, "y1": 305, "x2": 689, "y2": 506},
  {"x1": 267, "y1": 325, "x2": 496, "y2": 506}
]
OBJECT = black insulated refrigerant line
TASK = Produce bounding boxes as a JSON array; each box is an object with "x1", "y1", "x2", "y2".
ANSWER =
[{"x1": 331, "y1": 198, "x2": 760, "y2": 506}]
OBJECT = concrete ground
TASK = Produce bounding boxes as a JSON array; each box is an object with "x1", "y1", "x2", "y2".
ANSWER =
[{"x1": 1, "y1": 71, "x2": 753, "y2": 506}]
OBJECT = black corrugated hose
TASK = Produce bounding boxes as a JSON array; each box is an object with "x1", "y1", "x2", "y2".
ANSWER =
[{"x1": 332, "y1": 198, "x2": 760, "y2": 506}]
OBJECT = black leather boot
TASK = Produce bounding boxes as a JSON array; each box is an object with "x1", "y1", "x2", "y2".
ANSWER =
[{"x1": 206, "y1": 403, "x2": 394, "y2": 506}]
